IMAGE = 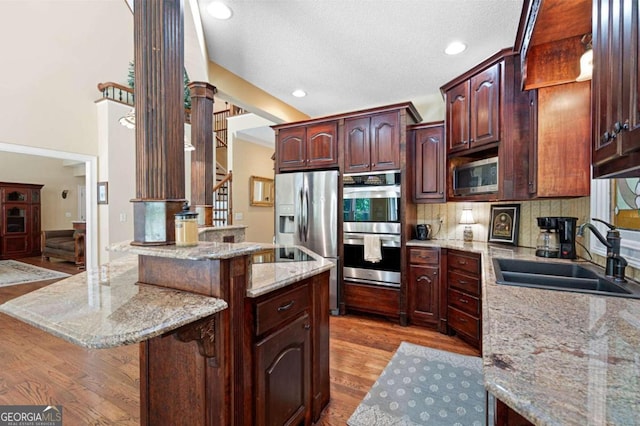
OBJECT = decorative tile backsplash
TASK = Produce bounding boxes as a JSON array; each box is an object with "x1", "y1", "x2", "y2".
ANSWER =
[{"x1": 416, "y1": 197, "x2": 639, "y2": 281}]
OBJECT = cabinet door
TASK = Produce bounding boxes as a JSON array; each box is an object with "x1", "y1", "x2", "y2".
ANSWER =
[
  {"x1": 306, "y1": 121, "x2": 338, "y2": 169},
  {"x1": 255, "y1": 313, "x2": 311, "y2": 426},
  {"x1": 620, "y1": 0, "x2": 640, "y2": 155},
  {"x1": 446, "y1": 81, "x2": 470, "y2": 153},
  {"x1": 414, "y1": 125, "x2": 445, "y2": 202},
  {"x1": 409, "y1": 265, "x2": 439, "y2": 326},
  {"x1": 470, "y1": 62, "x2": 500, "y2": 147},
  {"x1": 592, "y1": 0, "x2": 640, "y2": 168},
  {"x1": 370, "y1": 111, "x2": 400, "y2": 171},
  {"x1": 593, "y1": 0, "x2": 624, "y2": 165},
  {"x1": 344, "y1": 116, "x2": 371, "y2": 173},
  {"x1": 277, "y1": 127, "x2": 307, "y2": 171}
]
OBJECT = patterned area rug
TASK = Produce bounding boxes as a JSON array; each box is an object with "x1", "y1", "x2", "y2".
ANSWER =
[
  {"x1": 0, "y1": 260, "x2": 70, "y2": 287},
  {"x1": 348, "y1": 341, "x2": 492, "y2": 426}
]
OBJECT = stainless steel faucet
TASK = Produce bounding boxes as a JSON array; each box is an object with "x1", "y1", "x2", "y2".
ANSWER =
[{"x1": 577, "y1": 218, "x2": 627, "y2": 283}]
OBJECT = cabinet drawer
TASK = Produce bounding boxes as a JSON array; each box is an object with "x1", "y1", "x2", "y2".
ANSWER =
[
  {"x1": 256, "y1": 284, "x2": 309, "y2": 336},
  {"x1": 448, "y1": 306, "x2": 480, "y2": 341},
  {"x1": 409, "y1": 248, "x2": 439, "y2": 265},
  {"x1": 448, "y1": 270, "x2": 480, "y2": 296},
  {"x1": 448, "y1": 288, "x2": 480, "y2": 317},
  {"x1": 448, "y1": 251, "x2": 480, "y2": 276}
]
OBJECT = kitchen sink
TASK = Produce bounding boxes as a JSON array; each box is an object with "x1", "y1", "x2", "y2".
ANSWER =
[{"x1": 493, "y1": 258, "x2": 640, "y2": 299}]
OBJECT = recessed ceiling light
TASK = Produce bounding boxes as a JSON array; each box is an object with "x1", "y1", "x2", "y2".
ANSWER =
[
  {"x1": 207, "y1": 1, "x2": 232, "y2": 20},
  {"x1": 292, "y1": 90, "x2": 307, "y2": 98},
  {"x1": 445, "y1": 41, "x2": 467, "y2": 55}
]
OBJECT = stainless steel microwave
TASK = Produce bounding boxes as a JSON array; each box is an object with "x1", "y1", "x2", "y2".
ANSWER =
[{"x1": 453, "y1": 156, "x2": 499, "y2": 196}]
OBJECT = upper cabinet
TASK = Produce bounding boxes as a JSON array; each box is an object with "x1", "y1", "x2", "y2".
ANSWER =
[
  {"x1": 592, "y1": 0, "x2": 640, "y2": 177},
  {"x1": 274, "y1": 120, "x2": 338, "y2": 172},
  {"x1": 344, "y1": 111, "x2": 400, "y2": 173},
  {"x1": 446, "y1": 63, "x2": 501, "y2": 154},
  {"x1": 441, "y1": 50, "x2": 533, "y2": 202},
  {"x1": 409, "y1": 122, "x2": 445, "y2": 203},
  {"x1": 515, "y1": 0, "x2": 592, "y2": 197}
]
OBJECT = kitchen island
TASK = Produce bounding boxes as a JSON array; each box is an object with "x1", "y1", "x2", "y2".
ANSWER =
[
  {"x1": 408, "y1": 240, "x2": 640, "y2": 425},
  {"x1": 0, "y1": 241, "x2": 333, "y2": 426}
]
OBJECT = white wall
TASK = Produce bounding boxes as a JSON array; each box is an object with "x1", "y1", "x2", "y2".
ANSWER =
[{"x1": 0, "y1": 1, "x2": 133, "y2": 155}]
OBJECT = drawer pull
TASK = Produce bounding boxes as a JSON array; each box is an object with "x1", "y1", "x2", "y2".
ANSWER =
[
  {"x1": 304, "y1": 323, "x2": 311, "y2": 330},
  {"x1": 417, "y1": 275, "x2": 432, "y2": 284},
  {"x1": 458, "y1": 260, "x2": 467, "y2": 265},
  {"x1": 457, "y1": 280, "x2": 468, "y2": 285},
  {"x1": 458, "y1": 298, "x2": 468, "y2": 304},
  {"x1": 458, "y1": 317, "x2": 467, "y2": 323},
  {"x1": 277, "y1": 300, "x2": 295, "y2": 312}
]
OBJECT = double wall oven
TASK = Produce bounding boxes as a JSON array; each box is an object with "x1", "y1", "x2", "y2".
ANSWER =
[{"x1": 343, "y1": 171, "x2": 401, "y2": 288}]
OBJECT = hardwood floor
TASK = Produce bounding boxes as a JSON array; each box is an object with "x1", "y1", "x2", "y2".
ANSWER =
[{"x1": 0, "y1": 258, "x2": 479, "y2": 424}]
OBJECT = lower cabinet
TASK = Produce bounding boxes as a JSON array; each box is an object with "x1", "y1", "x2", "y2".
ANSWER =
[
  {"x1": 249, "y1": 272, "x2": 330, "y2": 425},
  {"x1": 494, "y1": 397, "x2": 534, "y2": 426},
  {"x1": 408, "y1": 247, "x2": 442, "y2": 329},
  {"x1": 344, "y1": 281, "x2": 400, "y2": 319},
  {"x1": 447, "y1": 250, "x2": 482, "y2": 350},
  {"x1": 255, "y1": 313, "x2": 311, "y2": 426}
]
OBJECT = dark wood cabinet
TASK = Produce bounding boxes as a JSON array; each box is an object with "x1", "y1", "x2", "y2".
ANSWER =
[
  {"x1": 528, "y1": 83, "x2": 591, "y2": 197},
  {"x1": 408, "y1": 247, "x2": 441, "y2": 329},
  {"x1": 250, "y1": 271, "x2": 330, "y2": 425},
  {"x1": 446, "y1": 62, "x2": 500, "y2": 154},
  {"x1": 1, "y1": 182, "x2": 43, "y2": 259},
  {"x1": 446, "y1": 250, "x2": 482, "y2": 350},
  {"x1": 344, "y1": 111, "x2": 400, "y2": 173},
  {"x1": 275, "y1": 121, "x2": 338, "y2": 172},
  {"x1": 255, "y1": 313, "x2": 311, "y2": 426},
  {"x1": 410, "y1": 122, "x2": 445, "y2": 203},
  {"x1": 494, "y1": 397, "x2": 534, "y2": 426},
  {"x1": 343, "y1": 281, "x2": 400, "y2": 319},
  {"x1": 441, "y1": 50, "x2": 533, "y2": 202},
  {"x1": 592, "y1": 0, "x2": 640, "y2": 177}
]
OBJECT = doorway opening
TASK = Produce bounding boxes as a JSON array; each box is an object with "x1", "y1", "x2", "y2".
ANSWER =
[{"x1": 0, "y1": 142, "x2": 98, "y2": 271}]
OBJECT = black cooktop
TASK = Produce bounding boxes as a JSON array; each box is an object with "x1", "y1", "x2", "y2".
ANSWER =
[{"x1": 252, "y1": 247, "x2": 315, "y2": 264}]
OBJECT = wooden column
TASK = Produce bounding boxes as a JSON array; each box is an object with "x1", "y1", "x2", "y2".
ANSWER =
[
  {"x1": 189, "y1": 82, "x2": 217, "y2": 227},
  {"x1": 131, "y1": 0, "x2": 186, "y2": 245}
]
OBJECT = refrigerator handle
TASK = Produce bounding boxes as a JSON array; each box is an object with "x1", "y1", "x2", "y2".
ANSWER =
[
  {"x1": 297, "y1": 188, "x2": 304, "y2": 241},
  {"x1": 304, "y1": 186, "x2": 310, "y2": 242}
]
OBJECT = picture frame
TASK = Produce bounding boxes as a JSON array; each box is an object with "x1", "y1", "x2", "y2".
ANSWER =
[
  {"x1": 488, "y1": 204, "x2": 520, "y2": 245},
  {"x1": 97, "y1": 182, "x2": 108, "y2": 205}
]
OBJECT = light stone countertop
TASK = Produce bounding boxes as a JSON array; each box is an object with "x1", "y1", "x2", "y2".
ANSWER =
[
  {"x1": 0, "y1": 255, "x2": 228, "y2": 349},
  {"x1": 109, "y1": 239, "x2": 262, "y2": 260},
  {"x1": 247, "y1": 245, "x2": 335, "y2": 298},
  {"x1": 408, "y1": 239, "x2": 640, "y2": 425},
  {"x1": 0, "y1": 241, "x2": 333, "y2": 348}
]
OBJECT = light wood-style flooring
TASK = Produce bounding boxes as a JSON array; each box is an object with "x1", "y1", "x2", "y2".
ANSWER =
[{"x1": 0, "y1": 257, "x2": 479, "y2": 425}]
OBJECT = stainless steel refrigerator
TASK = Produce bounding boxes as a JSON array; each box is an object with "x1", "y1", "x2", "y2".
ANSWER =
[{"x1": 275, "y1": 170, "x2": 339, "y2": 314}]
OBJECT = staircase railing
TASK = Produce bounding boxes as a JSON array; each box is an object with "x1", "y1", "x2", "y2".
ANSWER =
[
  {"x1": 97, "y1": 82, "x2": 134, "y2": 106},
  {"x1": 97, "y1": 82, "x2": 244, "y2": 226},
  {"x1": 212, "y1": 171, "x2": 233, "y2": 226}
]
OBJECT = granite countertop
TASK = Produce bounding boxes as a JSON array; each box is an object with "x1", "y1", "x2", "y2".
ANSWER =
[
  {"x1": 0, "y1": 255, "x2": 227, "y2": 349},
  {"x1": 248, "y1": 244, "x2": 335, "y2": 298},
  {"x1": 109, "y1": 239, "x2": 262, "y2": 260},
  {"x1": 408, "y1": 239, "x2": 640, "y2": 425},
  {"x1": 0, "y1": 241, "x2": 333, "y2": 349},
  {"x1": 111, "y1": 240, "x2": 334, "y2": 298}
]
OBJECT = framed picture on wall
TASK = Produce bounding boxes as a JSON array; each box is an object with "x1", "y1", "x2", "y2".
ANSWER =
[
  {"x1": 488, "y1": 204, "x2": 520, "y2": 245},
  {"x1": 97, "y1": 182, "x2": 108, "y2": 205}
]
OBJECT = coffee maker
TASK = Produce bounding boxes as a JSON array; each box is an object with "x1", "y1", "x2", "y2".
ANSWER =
[{"x1": 535, "y1": 217, "x2": 578, "y2": 259}]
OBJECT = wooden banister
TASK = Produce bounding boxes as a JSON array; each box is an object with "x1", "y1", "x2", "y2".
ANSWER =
[{"x1": 213, "y1": 171, "x2": 232, "y2": 193}]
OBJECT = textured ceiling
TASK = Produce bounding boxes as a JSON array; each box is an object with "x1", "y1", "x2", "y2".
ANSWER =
[{"x1": 197, "y1": 0, "x2": 525, "y2": 119}]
